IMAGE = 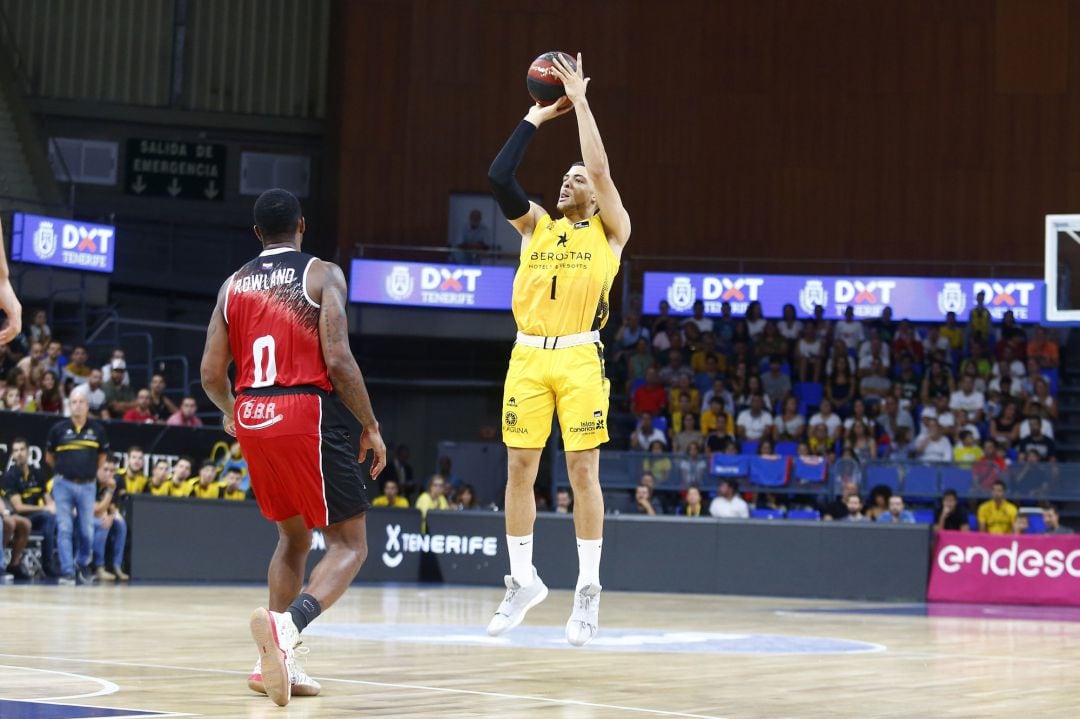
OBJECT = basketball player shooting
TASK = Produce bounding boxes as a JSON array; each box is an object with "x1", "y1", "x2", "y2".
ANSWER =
[
  {"x1": 486, "y1": 53, "x2": 631, "y2": 645},
  {"x1": 200, "y1": 189, "x2": 386, "y2": 706}
]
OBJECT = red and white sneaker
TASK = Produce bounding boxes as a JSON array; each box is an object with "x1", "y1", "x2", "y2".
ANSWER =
[
  {"x1": 249, "y1": 608, "x2": 300, "y2": 706},
  {"x1": 248, "y1": 657, "x2": 322, "y2": 697}
]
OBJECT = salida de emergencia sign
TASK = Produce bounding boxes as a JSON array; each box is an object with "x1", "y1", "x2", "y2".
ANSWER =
[{"x1": 125, "y1": 138, "x2": 225, "y2": 201}]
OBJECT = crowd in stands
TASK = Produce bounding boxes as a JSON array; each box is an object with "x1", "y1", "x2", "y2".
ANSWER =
[
  {"x1": 603, "y1": 293, "x2": 1068, "y2": 522},
  {"x1": 0, "y1": 309, "x2": 200, "y2": 425},
  {"x1": 614, "y1": 294, "x2": 1061, "y2": 470}
]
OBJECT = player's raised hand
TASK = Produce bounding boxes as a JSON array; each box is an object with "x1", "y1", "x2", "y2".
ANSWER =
[
  {"x1": 360, "y1": 424, "x2": 387, "y2": 478},
  {"x1": 551, "y1": 52, "x2": 589, "y2": 105},
  {"x1": 524, "y1": 96, "x2": 573, "y2": 127},
  {"x1": 0, "y1": 218, "x2": 22, "y2": 345}
]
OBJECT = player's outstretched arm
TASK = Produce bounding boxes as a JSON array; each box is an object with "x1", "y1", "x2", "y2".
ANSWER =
[
  {"x1": 488, "y1": 99, "x2": 572, "y2": 244},
  {"x1": 0, "y1": 217, "x2": 22, "y2": 344},
  {"x1": 551, "y1": 53, "x2": 631, "y2": 252},
  {"x1": 316, "y1": 261, "x2": 386, "y2": 478},
  {"x1": 200, "y1": 279, "x2": 236, "y2": 436}
]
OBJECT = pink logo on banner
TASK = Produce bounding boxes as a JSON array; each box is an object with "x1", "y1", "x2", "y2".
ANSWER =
[{"x1": 928, "y1": 530, "x2": 1080, "y2": 606}]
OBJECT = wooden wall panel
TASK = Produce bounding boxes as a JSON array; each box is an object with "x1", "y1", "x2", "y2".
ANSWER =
[{"x1": 332, "y1": 0, "x2": 1079, "y2": 270}]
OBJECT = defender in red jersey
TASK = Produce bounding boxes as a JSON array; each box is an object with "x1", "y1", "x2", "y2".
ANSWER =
[{"x1": 201, "y1": 189, "x2": 386, "y2": 707}]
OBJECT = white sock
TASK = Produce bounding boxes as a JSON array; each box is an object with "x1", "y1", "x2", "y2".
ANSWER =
[
  {"x1": 507, "y1": 534, "x2": 535, "y2": 587},
  {"x1": 576, "y1": 538, "x2": 603, "y2": 591}
]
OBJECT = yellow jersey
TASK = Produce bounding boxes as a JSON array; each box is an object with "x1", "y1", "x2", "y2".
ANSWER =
[
  {"x1": 513, "y1": 213, "x2": 618, "y2": 336},
  {"x1": 116, "y1": 468, "x2": 148, "y2": 495},
  {"x1": 148, "y1": 480, "x2": 172, "y2": 497},
  {"x1": 977, "y1": 499, "x2": 1018, "y2": 534}
]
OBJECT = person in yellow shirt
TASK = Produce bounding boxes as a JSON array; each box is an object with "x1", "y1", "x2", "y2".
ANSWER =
[
  {"x1": 487, "y1": 53, "x2": 631, "y2": 645},
  {"x1": 146, "y1": 459, "x2": 173, "y2": 496},
  {"x1": 116, "y1": 446, "x2": 148, "y2": 495},
  {"x1": 188, "y1": 460, "x2": 224, "y2": 499},
  {"x1": 668, "y1": 376, "x2": 701, "y2": 416},
  {"x1": 167, "y1": 457, "x2": 195, "y2": 497},
  {"x1": 968, "y1": 292, "x2": 992, "y2": 344},
  {"x1": 977, "y1": 480, "x2": 1018, "y2": 534},
  {"x1": 372, "y1": 478, "x2": 409, "y2": 509},
  {"x1": 700, "y1": 397, "x2": 735, "y2": 438},
  {"x1": 952, "y1": 430, "x2": 984, "y2": 466},
  {"x1": 940, "y1": 312, "x2": 964, "y2": 353},
  {"x1": 220, "y1": 467, "x2": 247, "y2": 501},
  {"x1": 690, "y1": 334, "x2": 727, "y2": 375},
  {"x1": 414, "y1": 475, "x2": 450, "y2": 532}
]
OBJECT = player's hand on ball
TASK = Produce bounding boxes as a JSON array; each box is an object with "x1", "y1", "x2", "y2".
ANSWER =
[
  {"x1": 551, "y1": 52, "x2": 589, "y2": 105},
  {"x1": 360, "y1": 424, "x2": 387, "y2": 478},
  {"x1": 525, "y1": 96, "x2": 573, "y2": 126},
  {"x1": 222, "y1": 414, "x2": 237, "y2": 437}
]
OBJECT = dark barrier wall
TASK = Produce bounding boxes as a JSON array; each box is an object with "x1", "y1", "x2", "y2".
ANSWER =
[
  {"x1": 130, "y1": 496, "x2": 423, "y2": 583},
  {"x1": 130, "y1": 499, "x2": 929, "y2": 601},
  {"x1": 332, "y1": 1, "x2": 1071, "y2": 272},
  {"x1": 0, "y1": 410, "x2": 231, "y2": 470},
  {"x1": 425, "y1": 511, "x2": 930, "y2": 601}
]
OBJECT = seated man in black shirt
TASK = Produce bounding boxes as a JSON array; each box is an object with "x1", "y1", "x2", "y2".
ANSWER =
[
  {"x1": 934, "y1": 489, "x2": 970, "y2": 532},
  {"x1": 2, "y1": 437, "x2": 58, "y2": 576},
  {"x1": 2, "y1": 492, "x2": 31, "y2": 579}
]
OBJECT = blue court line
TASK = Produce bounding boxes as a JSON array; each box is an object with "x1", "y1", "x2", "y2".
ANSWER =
[{"x1": 0, "y1": 699, "x2": 170, "y2": 719}]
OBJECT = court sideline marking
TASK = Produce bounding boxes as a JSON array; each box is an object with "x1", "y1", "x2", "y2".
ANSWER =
[
  {"x1": 0, "y1": 664, "x2": 119, "y2": 700},
  {"x1": 0, "y1": 652, "x2": 729, "y2": 719}
]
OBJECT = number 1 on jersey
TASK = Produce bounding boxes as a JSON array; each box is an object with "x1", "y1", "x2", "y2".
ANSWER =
[
  {"x1": 550, "y1": 275, "x2": 557, "y2": 300},
  {"x1": 251, "y1": 334, "x2": 278, "y2": 388}
]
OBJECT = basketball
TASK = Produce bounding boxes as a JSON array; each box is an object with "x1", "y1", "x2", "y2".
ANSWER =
[{"x1": 527, "y1": 51, "x2": 577, "y2": 106}]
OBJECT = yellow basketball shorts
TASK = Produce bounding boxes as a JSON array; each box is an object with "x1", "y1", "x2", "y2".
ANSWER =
[{"x1": 501, "y1": 341, "x2": 611, "y2": 451}]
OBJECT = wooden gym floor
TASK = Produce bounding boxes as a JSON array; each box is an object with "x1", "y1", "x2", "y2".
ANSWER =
[{"x1": 1, "y1": 583, "x2": 1079, "y2": 718}]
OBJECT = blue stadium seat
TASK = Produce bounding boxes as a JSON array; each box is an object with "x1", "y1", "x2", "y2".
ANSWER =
[
  {"x1": 793, "y1": 382, "x2": 824, "y2": 409},
  {"x1": 786, "y1": 509, "x2": 821, "y2": 521},
  {"x1": 751, "y1": 508, "x2": 784, "y2": 520},
  {"x1": 792, "y1": 456, "x2": 828, "y2": 483},
  {"x1": 968, "y1": 513, "x2": 980, "y2": 531},
  {"x1": 710, "y1": 454, "x2": 750, "y2": 478},
  {"x1": 749, "y1": 456, "x2": 789, "y2": 487},
  {"x1": 652, "y1": 416, "x2": 668, "y2": 434},
  {"x1": 940, "y1": 467, "x2": 973, "y2": 496},
  {"x1": 775, "y1": 441, "x2": 799, "y2": 456},
  {"x1": 1044, "y1": 368, "x2": 1059, "y2": 395},
  {"x1": 740, "y1": 440, "x2": 760, "y2": 456},
  {"x1": 903, "y1": 465, "x2": 939, "y2": 497},
  {"x1": 913, "y1": 509, "x2": 936, "y2": 525},
  {"x1": 865, "y1": 464, "x2": 901, "y2": 494},
  {"x1": 1025, "y1": 511, "x2": 1048, "y2": 534},
  {"x1": 630, "y1": 378, "x2": 646, "y2": 396},
  {"x1": 1006, "y1": 447, "x2": 1018, "y2": 462}
]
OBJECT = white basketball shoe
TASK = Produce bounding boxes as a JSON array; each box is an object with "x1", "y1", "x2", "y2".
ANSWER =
[
  {"x1": 486, "y1": 568, "x2": 549, "y2": 636},
  {"x1": 565, "y1": 583, "x2": 602, "y2": 647}
]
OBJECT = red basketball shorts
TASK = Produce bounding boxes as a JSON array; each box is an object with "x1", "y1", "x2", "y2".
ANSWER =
[{"x1": 235, "y1": 387, "x2": 371, "y2": 529}]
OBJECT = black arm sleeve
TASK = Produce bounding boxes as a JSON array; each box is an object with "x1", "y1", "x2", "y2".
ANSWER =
[{"x1": 487, "y1": 120, "x2": 536, "y2": 221}]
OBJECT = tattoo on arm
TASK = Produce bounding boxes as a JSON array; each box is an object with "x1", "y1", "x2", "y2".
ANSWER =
[{"x1": 320, "y1": 265, "x2": 377, "y2": 428}]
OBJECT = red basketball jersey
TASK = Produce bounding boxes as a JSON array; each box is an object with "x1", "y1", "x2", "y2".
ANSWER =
[{"x1": 225, "y1": 248, "x2": 332, "y2": 393}]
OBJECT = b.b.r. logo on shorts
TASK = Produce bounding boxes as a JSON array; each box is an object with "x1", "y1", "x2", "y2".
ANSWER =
[{"x1": 505, "y1": 411, "x2": 518, "y2": 426}]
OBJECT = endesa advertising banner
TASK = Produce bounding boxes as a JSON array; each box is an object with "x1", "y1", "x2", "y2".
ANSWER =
[
  {"x1": 11, "y1": 212, "x2": 116, "y2": 273},
  {"x1": 643, "y1": 272, "x2": 1044, "y2": 322},
  {"x1": 349, "y1": 259, "x2": 514, "y2": 310},
  {"x1": 928, "y1": 530, "x2": 1080, "y2": 606}
]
